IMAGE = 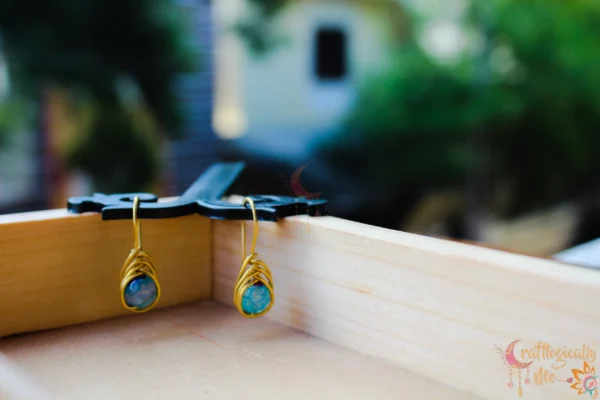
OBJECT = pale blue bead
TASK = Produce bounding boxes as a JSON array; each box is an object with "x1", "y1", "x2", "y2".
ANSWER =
[
  {"x1": 241, "y1": 282, "x2": 271, "y2": 315},
  {"x1": 124, "y1": 274, "x2": 158, "y2": 310}
]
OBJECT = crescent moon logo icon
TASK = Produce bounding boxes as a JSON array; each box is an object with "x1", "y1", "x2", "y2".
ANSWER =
[
  {"x1": 505, "y1": 340, "x2": 534, "y2": 369},
  {"x1": 290, "y1": 165, "x2": 322, "y2": 200}
]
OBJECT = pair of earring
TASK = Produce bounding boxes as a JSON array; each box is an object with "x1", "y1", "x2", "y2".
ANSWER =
[{"x1": 119, "y1": 196, "x2": 274, "y2": 319}]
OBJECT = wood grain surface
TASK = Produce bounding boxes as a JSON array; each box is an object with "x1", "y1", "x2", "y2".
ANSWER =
[
  {"x1": 0, "y1": 209, "x2": 211, "y2": 337},
  {"x1": 213, "y1": 215, "x2": 600, "y2": 400},
  {"x1": 0, "y1": 302, "x2": 474, "y2": 400}
]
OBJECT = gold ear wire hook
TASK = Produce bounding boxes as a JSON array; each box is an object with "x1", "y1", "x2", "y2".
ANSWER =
[
  {"x1": 119, "y1": 195, "x2": 160, "y2": 313},
  {"x1": 133, "y1": 196, "x2": 142, "y2": 250},
  {"x1": 242, "y1": 197, "x2": 259, "y2": 259},
  {"x1": 234, "y1": 197, "x2": 274, "y2": 318}
]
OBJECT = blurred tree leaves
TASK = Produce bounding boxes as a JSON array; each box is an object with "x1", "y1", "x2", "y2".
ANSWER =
[
  {"x1": 66, "y1": 99, "x2": 162, "y2": 193},
  {"x1": 324, "y1": 0, "x2": 600, "y2": 217},
  {"x1": 0, "y1": 0, "x2": 196, "y2": 192},
  {"x1": 473, "y1": 0, "x2": 600, "y2": 214},
  {"x1": 233, "y1": 0, "x2": 289, "y2": 56},
  {"x1": 244, "y1": 0, "x2": 600, "y2": 217},
  {"x1": 0, "y1": 96, "x2": 31, "y2": 146}
]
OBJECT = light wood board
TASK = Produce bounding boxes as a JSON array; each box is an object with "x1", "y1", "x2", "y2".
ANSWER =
[
  {"x1": 213, "y1": 215, "x2": 600, "y2": 400},
  {"x1": 0, "y1": 209, "x2": 212, "y2": 337},
  {"x1": 0, "y1": 302, "x2": 474, "y2": 400}
]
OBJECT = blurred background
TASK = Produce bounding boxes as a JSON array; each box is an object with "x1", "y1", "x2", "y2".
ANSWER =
[{"x1": 1, "y1": 0, "x2": 600, "y2": 258}]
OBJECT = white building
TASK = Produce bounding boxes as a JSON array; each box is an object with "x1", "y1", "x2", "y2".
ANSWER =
[{"x1": 213, "y1": 0, "x2": 407, "y2": 162}]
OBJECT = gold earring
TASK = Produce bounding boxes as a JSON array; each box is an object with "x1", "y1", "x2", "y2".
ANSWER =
[
  {"x1": 233, "y1": 197, "x2": 274, "y2": 318},
  {"x1": 120, "y1": 196, "x2": 161, "y2": 312}
]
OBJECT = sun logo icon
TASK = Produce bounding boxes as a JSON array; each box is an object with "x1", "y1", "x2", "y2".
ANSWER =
[{"x1": 571, "y1": 361, "x2": 599, "y2": 398}]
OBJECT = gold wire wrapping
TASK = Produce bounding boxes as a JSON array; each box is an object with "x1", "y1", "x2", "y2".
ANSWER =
[
  {"x1": 119, "y1": 196, "x2": 161, "y2": 313},
  {"x1": 233, "y1": 197, "x2": 274, "y2": 318}
]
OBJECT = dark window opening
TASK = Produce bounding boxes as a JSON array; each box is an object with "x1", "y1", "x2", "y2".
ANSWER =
[{"x1": 314, "y1": 28, "x2": 347, "y2": 81}]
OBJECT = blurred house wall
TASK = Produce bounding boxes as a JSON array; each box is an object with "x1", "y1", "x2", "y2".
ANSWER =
[{"x1": 213, "y1": 0, "x2": 404, "y2": 141}]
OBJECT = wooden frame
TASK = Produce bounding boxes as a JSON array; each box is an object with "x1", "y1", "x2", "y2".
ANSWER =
[
  {"x1": 0, "y1": 209, "x2": 211, "y2": 337},
  {"x1": 0, "y1": 205, "x2": 598, "y2": 399}
]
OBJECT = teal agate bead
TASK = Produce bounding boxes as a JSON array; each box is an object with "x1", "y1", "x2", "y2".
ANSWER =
[
  {"x1": 124, "y1": 274, "x2": 158, "y2": 311},
  {"x1": 241, "y1": 282, "x2": 271, "y2": 315}
]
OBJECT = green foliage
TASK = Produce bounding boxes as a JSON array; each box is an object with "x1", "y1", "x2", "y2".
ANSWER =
[
  {"x1": 323, "y1": 39, "x2": 518, "y2": 194},
  {"x1": 331, "y1": 42, "x2": 482, "y2": 188},
  {"x1": 65, "y1": 101, "x2": 161, "y2": 193},
  {"x1": 0, "y1": 96, "x2": 32, "y2": 146},
  {"x1": 0, "y1": 0, "x2": 196, "y2": 191},
  {"x1": 233, "y1": 0, "x2": 289, "y2": 56},
  {"x1": 326, "y1": 0, "x2": 600, "y2": 215},
  {"x1": 474, "y1": 0, "x2": 600, "y2": 213}
]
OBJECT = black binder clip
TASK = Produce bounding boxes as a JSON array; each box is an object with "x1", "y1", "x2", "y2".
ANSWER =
[{"x1": 67, "y1": 162, "x2": 328, "y2": 221}]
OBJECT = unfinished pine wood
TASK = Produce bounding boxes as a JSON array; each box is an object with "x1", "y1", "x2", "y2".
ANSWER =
[
  {"x1": 0, "y1": 301, "x2": 473, "y2": 400},
  {"x1": 213, "y1": 216, "x2": 600, "y2": 400},
  {"x1": 0, "y1": 209, "x2": 211, "y2": 338}
]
